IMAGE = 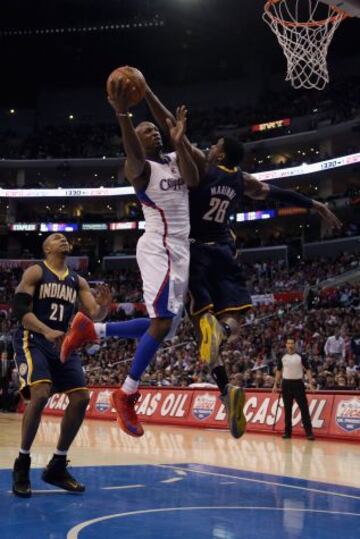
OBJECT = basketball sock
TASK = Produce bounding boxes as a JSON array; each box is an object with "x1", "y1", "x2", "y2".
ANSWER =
[
  {"x1": 95, "y1": 319, "x2": 150, "y2": 340},
  {"x1": 127, "y1": 331, "x2": 162, "y2": 382},
  {"x1": 94, "y1": 323, "x2": 106, "y2": 338},
  {"x1": 122, "y1": 376, "x2": 140, "y2": 395},
  {"x1": 211, "y1": 365, "x2": 229, "y2": 395},
  {"x1": 54, "y1": 449, "x2": 67, "y2": 457},
  {"x1": 19, "y1": 449, "x2": 30, "y2": 459}
]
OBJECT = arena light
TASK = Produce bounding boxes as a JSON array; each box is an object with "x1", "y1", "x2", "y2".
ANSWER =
[
  {"x1": 0, "y1": 17, "x2": 166, "y2": 38},
  {"x1": 9, "y1": 223, "x2": 38, "y2": 231},
  {"x1": 40, "y1": 223, "x2": 79, "y2": 232},
  {"x1": 0, "y1": 152, "x2": 359, "y2": 199},
  {"x1": 236, "y1": 210, "x2": 276, "y2": 222},
  {"x1": 8, "y1": 222, "x2": 143, "y2": 232},
  {"x1": 251, "y1": 118, "x2": 291, "y2": 133},
  {"x1": 0, "y1": 186, "x2": 134, "y2": 198},
  {"x1": 109, "y1": 222, "x2": 137, "y2": 230},
  {"x1": 82, "y1": 223, "x2": 108, "y2": 231},
  {"x1": 255, "y1": 151, "x2": 360, "y2": 182}
]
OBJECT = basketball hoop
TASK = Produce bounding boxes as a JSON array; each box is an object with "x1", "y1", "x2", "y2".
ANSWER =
[{"x1": 263, "y1": 0, "x2": 349, "y2": 90}]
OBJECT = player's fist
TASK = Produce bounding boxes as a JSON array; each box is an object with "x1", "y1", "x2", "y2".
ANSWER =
[
  {"x1": 44, "y1": 328, "x2": 65, "y2": 346},
  {"x1": 108, "y1": 78, "x2": 136, "y2": 114},
  {"x1": 93, "y1": 284, "x2": 112, "y2": 307}
]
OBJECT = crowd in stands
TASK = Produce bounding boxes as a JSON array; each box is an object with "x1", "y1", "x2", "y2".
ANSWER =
[
  {"x1": 245, "y1": 252, "x2": 360, "y2": 294},
  {"x1": 1, "y1": 128, "x2": 356, "y2": 180},
  {"x1": 0, "y1": 251, "x2": 359, "y2": 411},
  {"x1": 81, "y1": 301, "x2": 360, "y2": 392},
  {"x1": 189, "y1": 75, "x2": 360, "y2": 144},
  {"x1": 0, "y1": 124, "x2": 122, "y2": 161},
  {"x1": 1, "y1": 253, "x2": 359, "y2": 304},
  {"x1": 0, "y1": 74, "x2": 359, "y2": 164},
  {"x1": 234, "y1": 222, "x2": 360, "y2": 250}
]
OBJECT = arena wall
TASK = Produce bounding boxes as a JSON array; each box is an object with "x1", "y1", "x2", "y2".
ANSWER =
[{"x1": 40, "y1": 387, "x2": 360, "y2": 442}]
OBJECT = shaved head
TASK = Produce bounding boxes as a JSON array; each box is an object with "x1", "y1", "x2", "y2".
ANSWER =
[
  {"x1": 42, "y1": 233, "x2": 71, "y2": 257},
  {"x1": 42, "y1": 234, "x2": 55, "y2": 254},
  {"x1": 135, "y1": 121, "x2": 157, "y2": 134},
  {"x1": 135, "y1": 121, "x2": 162, "y2": 155}
]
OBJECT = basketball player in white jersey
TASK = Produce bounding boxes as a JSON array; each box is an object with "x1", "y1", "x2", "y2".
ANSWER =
[
  {"x1": 61, "y1": 76, "x2": 199, "y2": 436},
  {"x1": 109, "y1": 79, "x2": 199, "y2": 435}
]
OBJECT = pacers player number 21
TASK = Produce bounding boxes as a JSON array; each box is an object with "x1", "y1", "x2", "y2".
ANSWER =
[{"x1": 49, "y1": 303, "x2": 65, "y2": 322}]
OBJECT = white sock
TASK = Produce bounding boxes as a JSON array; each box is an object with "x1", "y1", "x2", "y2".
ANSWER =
[
  {"x1": 122, "y1": 376, "x2": 139, "y2": 395},
  {"x1": 54, "y1": 449, "x2": 67, "y2": 456},
  {"x1": 95, "y1": 323, "x2": 106, "y2": 338},
  {"x1": 19, "y1": 449, "x2": 30, "y2": 455}
]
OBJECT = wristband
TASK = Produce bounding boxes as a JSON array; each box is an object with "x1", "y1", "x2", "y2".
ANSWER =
[{"x1": 116, "y1": 112, "x2": 133, "y2": 118}]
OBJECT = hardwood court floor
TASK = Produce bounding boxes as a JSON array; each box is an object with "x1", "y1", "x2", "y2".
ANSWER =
[{"x1": 1, "y1": 413, "x2": 359, "y2": 538}]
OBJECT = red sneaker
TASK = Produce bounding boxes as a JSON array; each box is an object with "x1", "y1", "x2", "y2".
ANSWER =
[
  {"x1": 60, "y1": 312, "x2": 98, "y2": 363},
  {"x1": 111, "y1": 389, "x2": 144, "y2": 437}
]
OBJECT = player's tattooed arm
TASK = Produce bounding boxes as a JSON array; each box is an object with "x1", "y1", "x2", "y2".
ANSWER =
[
  {"x1": 78, "y1": 278, "x2": 111, "y2": 321},
  {"x1": 144, "y1": 83, "x2": 207, "y2": 177},
  {"x1": 243, "y1": 172, "x2": 269, "y2": 199},
  {"x1": 13, "y1": 265, "x2": 64, "y2": 345},
  {"x1": 108, "y1": 77, "x2": 148, "y2": 189},
  {"x1": 244, "y1": 171, "x2": 342, "y2": 230}
]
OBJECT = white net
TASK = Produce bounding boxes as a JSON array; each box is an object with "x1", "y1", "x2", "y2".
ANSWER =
[{"x1": 263, "y1": 0, "x2": 347, "y2": 90}]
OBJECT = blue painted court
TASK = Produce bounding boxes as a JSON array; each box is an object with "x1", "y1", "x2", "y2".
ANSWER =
[{"x1": 1, "y1": 463, "x2": 359, "y2": 538}]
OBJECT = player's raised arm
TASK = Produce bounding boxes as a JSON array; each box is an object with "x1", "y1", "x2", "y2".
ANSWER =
[
  {"x1": 144, "y1": 81, "x2": 207, "y2": 177},
  {"x1": 13, "y1": 265, "x2": 64, "y2": 345},
  {"x1": 77, "y1": 278, "x2": 111, "y2": 321},
  {"x1": 108, "y1": 78, "x2": 149, "y2": 187},
  {"x1": 166, "y1": 106, "x2": 199, "y2": 187},
  {"x1": 243, "y1": 171, "x2": 342, "y2": 231}
]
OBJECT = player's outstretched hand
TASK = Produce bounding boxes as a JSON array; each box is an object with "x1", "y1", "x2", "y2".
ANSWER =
[
  {"x1": 166, "y1": 105, "x2": 188, "y2": 147},
  {"x1": 108, "y1": 78, "x2": 135, "y2": 114},
  {"x1": 44, "y1": 328, "x2": 65, "y2": 347},
  {"x1": 313, "y1": 201, "x2": 342, "y2": 231},
  {"x1": 93, "y1": 283, "x2": 112, "y2": 307}
]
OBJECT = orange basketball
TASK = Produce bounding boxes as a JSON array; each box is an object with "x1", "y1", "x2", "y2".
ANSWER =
[{"x1": 106, "y1": 66, "x2": 146, "y2": 107}]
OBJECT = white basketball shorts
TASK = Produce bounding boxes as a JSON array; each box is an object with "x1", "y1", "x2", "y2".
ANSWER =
[{"x1": 136, "y1": 232, "x2": 189, "y2": 319}]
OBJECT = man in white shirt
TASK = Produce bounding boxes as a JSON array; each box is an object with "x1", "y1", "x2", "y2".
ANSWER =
[
  {"x1": 273, "y1": 338, "x2": 315, "y2": 440},
  {"x1": 324, "y1": 329, "x2": 346, "y2": 360}
]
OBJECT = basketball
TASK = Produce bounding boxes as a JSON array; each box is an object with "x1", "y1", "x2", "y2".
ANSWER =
[{"x1": 106, "y1": 66, "x2": 146, "y2": 107}]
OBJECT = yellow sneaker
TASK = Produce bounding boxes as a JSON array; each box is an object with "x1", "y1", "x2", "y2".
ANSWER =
[
  {"x1": 199, "y1": 312, "x2": 224, "y2": 366},
  {"x1": 220, "y1": 384, "x2": 247, "y2": 439}
]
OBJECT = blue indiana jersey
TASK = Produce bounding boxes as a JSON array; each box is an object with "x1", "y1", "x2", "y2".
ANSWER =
[
  {"x1": 189, "y1": 164, "x2": 244, "y2": 243},
  {"x1": 25, "y1": 261, "x2": 80, "y2": 334}
]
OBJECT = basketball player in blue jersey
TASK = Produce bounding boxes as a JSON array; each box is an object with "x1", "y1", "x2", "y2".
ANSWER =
[
  {"x1": 185, "y1": 136, "x2": 339, "y2": 437},
  {"x1": 12, "y1": 233, "x2": 111, "y2": 497},
  {"x1": 122, "y1": 83, "x2": 340, "y2": 438}
]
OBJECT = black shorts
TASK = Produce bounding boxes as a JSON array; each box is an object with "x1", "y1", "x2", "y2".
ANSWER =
[
  {"x1": 188, "y1": 241, "x2": 252, "y2": 316},
  {"x1": 14, "y1": 328, "x2": 87, "y2": 399}
]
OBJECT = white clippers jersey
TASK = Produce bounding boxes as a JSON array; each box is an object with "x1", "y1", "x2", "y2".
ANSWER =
[{"x1": 137, "y1": 152, "x2": 190, "y2": 240}]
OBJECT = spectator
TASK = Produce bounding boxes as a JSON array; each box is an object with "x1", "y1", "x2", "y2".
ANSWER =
[
  {"x1": 350, "y1": 322, "x2": 360, "y2": 366},
  {"x1": 0, "y1": 253, "x2": 360, "y2": 406},
  {"x1": 324, "y1": 329, "x2": 346, "y2": 360}
]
